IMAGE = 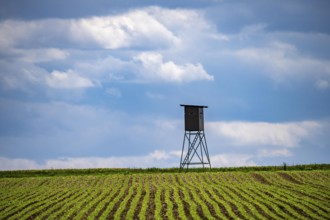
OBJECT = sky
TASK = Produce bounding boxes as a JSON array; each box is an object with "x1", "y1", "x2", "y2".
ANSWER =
[{"x1": 0, "y1": 0, "x2": 329, "y2": 170}]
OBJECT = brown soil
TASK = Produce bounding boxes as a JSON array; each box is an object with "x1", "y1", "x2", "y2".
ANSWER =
[
  {"x1": 278, "y1": 173, "x2": 301, "y2": 184},
  {"x1": 251, "y1": 173, "x2": 271, "y2": 185}
]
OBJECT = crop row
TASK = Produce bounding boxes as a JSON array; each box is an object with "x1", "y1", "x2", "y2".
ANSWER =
[{"x1": 0, "y1": 171, "x2": 329, "y2": 219}]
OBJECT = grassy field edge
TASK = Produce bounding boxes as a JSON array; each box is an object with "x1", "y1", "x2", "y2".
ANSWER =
[{"x1": 1, "y1": 163, "x2": 329, "y2": 178}]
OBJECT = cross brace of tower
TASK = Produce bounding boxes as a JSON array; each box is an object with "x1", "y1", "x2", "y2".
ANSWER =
[{"x1": 180, "y1": 130, "x2": 211, "y2": 169}]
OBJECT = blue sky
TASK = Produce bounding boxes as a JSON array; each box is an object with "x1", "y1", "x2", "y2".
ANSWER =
[{"x1": 0, "y1": 0, "x2": 329, "y2": 170}]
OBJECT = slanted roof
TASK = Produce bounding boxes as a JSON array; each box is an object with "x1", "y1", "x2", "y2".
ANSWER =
[{"x1": 180, "y1": 104, "x2": 208, "y2": 108}]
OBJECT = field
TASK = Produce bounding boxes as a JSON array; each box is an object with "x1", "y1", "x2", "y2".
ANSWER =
[{"x1": 0, "y1": 168, "x2": 329, "y2": 219}]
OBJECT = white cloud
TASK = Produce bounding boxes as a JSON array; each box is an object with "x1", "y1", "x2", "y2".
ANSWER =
[
  {"x1": 147, "y1": 7, "x2": 207, "y2": 31},
  {"x1": 46, "y1": 69, "x2": 95, "y2": 89},
  {"x1": 15, "y1": 48, "x2": 69, "y2": 63},
  {"x1": 73, "y1": 56, "x2": 129, "y2": 82},
  {"x1": 207, "y1": 120, "x2": 321, "y2": 148},
  {"x1": 0, "y1": 61, "x2": 95, "y2": 91},
  {"x1": 148, "y1": 7, "x2": 229, "y2": 43},
  {"x1": 0, "y1": 150, "x2": 183, "y2": 170},
  {"x1": 0, "y1": 7, "x2": 218, "y2": 88},
  {"x1": 0, "y1": 7, "x2": 181, "y2": 50},
  {"x1": 257, "y1": 148, "x2": 292, "y2": 158},
  {"x1": 230, "y1": 41, "x2": 330, "y2": 83},
  {"x1": 316, "y1": 79, "x2": 330, "y2": 90},
  {"x1": 71, "y1": 10, "x2": 180, "y2": 49},
  {"x1": 169, "y1": 151, "x2": 183, "y2": 157},
  {"x1": 0, "y1": 60, "x2": 48, "y2": 90},
  {"x1": 0, "y1": 150, "x2": 258, "y2": 170},
  {"x1": 0, "y1": 157, "x2": 40, "y2": 170},
  {"x1": 210, "y1": 154, "x2": 256, "y2": 167},
  {"x1": 134, "y1": 52, "x2": 214, "y2": 83},
  {"x1": 149, "y1": 150, "x2": 171, "y2": 160}
]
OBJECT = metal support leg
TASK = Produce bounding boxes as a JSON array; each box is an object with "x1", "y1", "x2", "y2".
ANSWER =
[{"x1": 180, "y1": 131, "x2": 211, "y2": 169}]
